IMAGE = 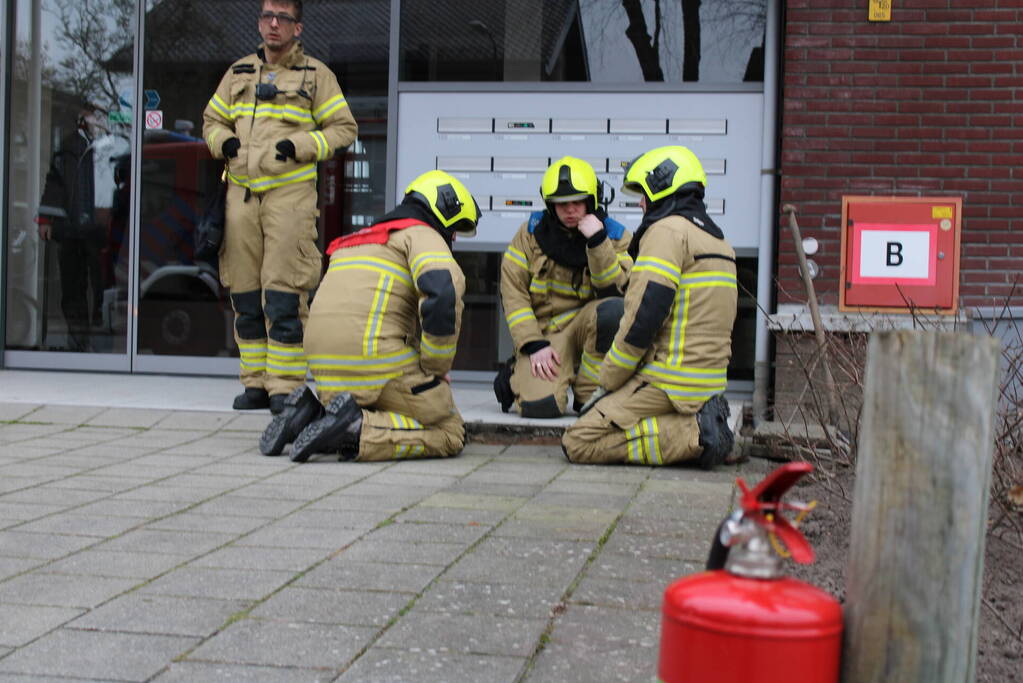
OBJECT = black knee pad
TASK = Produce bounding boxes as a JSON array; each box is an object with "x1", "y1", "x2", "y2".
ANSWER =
[
  {"x1": 264, "y1": 290, "x2": 303, "y2": 343},
  {"x1": 595, "y1": 297, "x2": 625, "y2": 353},
  {"x1": 493, "y1": 357, "x2": 515, "y2": 413},
  {"x1": 520, "y1": 395, "x2": 563, "y2": 419},
  {"x1": 230, "y1": 290, "x2": 265, "y2": 339}
]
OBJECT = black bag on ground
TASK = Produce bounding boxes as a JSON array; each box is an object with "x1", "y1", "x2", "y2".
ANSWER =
[{"x1": 194, "y1": 170, "x2": 227, "y2": 261}]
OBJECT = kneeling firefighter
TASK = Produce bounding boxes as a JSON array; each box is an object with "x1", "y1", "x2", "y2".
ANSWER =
[
  {"x1": 562, "y1": 146, "x2": 737, "y2": 468},
  {"x1": 259, "y1": 170, "x2": 481, "y2": 462},
  {"x1": 493, "y1": 156, "x2": 632, "y2": 418}
]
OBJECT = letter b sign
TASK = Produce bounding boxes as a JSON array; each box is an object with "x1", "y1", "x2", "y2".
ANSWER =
[{"x1": 886, "y1": 241, "x2": 903, "y2": 267}]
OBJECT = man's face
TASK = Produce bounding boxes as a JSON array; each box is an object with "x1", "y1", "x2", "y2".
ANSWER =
[
  {"x1": 259, "y1": 0, "x2": 302, "y2": 51},
  {"x1": 554, "y1": 200, "x2": 587, "y2": 228}
]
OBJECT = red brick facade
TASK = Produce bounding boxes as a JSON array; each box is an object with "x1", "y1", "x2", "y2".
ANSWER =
[{"x1": 778, "y1": 0, "x2": 1022, "y2": 307}]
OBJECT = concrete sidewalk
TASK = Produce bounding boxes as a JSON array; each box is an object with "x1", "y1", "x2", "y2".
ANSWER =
[{"x1": 0, "y1": 371, "x2": 758, "y2": 682}]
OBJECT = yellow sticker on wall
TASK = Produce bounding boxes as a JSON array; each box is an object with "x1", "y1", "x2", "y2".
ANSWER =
[
  {"x1": 869, "y1": 0, "x2": 892, "y2": 22},
  {"x1": 932, "y1": 206, "x2": 953, "y2": 219}
]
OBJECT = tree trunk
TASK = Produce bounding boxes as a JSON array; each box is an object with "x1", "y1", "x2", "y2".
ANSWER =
[
  {"x1": 621, "y1": 0, "x2": 664, "y2": 81},
  {"x1": 681, "y1": 0, "x2": 701, "y2": 81}
]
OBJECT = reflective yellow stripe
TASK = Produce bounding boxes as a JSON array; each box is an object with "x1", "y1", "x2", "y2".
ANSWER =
[
  {"x1": 307, "y1": 347, "x2": 418, "y2": 371},
  {"x1": 421, "y1": 337, "x2": 456, "y2": 358},
  {"x1": 547, "y1": 307, "x2": 581, "y2": 332},
  {"x1": 607, "y1": 341, "x2": 641, "y2": 370},
  {"x1": 309, "y1": 130, "x2": 328, "y2": 160},
  {"x1": 314, "y1": 94, "x2": 349, "y2": 122},
  {"x1": 679, "y1": 271, "x2": 738, "y2": 289},
  {"x1": 504, "y1": 247, "x2": 529, "y2": 271},
  {"x1": 634, "y1": 256, "x2": 682, "y2": 286},
  {"x1": 227, "y1": 164, "x2": 317, "y2": 193},
  {"x1": 253, "y1": 102, "x2": 314, "y2": 123},
  {"x1": 669, "y1": 287, "x2": 690, "y2": 366},
  {"x1": 267, "y1": 344, "x2": 306, "y2": 376},
  {"x1": 505, "y1": 307, "x2": 536, "y2": 329},
  {"x1": 315, "y1": 373, "x2": 403, "y2": 392},
  {"x1": 363, "y1": 274, "x2": 393, "y2": 356},
  {"x1": 579, "y1": 351, "x2": 602, "y2": 382},
  {"x1": 328, "y1": 256, "x2": 413, "y2": 288},
  {"x1": 411, "y1": 252, "x2": 456, "y2": 280},
  {"x1": 591, "y1": 261, "x2": 622, "y2": 287},
  {"x1": 208, "y1": 94, "x2": 230, "y2": 118}
]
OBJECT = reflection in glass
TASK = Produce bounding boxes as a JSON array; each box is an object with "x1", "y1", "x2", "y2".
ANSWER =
[
  {"x1": 400, "y1": 0, "x2": 766, "y2": 83},
  {"x1": 5, "y1": 0, "x2": 135, "y2": 353}
]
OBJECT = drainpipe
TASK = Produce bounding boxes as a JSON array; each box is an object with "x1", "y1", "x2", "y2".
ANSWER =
[{"x1": 752, "y1": 0, "x2": 781, "y2": 423}]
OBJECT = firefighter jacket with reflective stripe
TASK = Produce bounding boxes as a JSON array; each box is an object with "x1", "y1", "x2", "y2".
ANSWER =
[
  {"x1": 306, "y1": 224, "x2": 465, "y2": 395},
  {"x1": 202, "y1": 41, "x2": 357, "y2": 193},
  {"x1": 601, "y1": 215, "x2": 737, "y2": 410},
  {"x1": 500, "y1": 215, "x2": 632, "y2": 354}
]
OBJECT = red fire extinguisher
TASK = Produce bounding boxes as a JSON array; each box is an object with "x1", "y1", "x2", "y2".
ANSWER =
[{"x1": 658, "y1": 462, "x2": 843, "y2": 683}]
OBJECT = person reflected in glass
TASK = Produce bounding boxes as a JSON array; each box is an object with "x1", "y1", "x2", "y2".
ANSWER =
[
  {"x1": 36, "y1": 106, "x2": 109, "y2": 352},
  {"x1": 203, "y1": 0, "x2": 358, "y2": 414}
]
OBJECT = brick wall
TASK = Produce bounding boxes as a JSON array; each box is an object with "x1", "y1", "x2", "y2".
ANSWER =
[{"x1": 778, "y1": 0, "x2": 1022, "y2": 308}]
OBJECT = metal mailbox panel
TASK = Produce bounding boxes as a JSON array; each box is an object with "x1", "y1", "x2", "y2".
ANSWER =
[
  {"x1": 609, "y1": 118, "x2": 667, "y2": 134},
  {"x1": 492, "y1": 157, "x2": 549, "y2": 173},
  {"x1": 436, "y1": 156, "x2": 491, "y2": 172},
  {"x1": 668, "y1": 118, "x2": 728, "y2": 135},
  {"x1": 552, "y1": 118, "x2": 608, "y2": 134},
  {"x1": 492, "y1": 195, "x2": 541, "y2": 212},
  {"x1": 494, "y1": 117, "x2": 550, "y2": 134},
  {"x1": 437, "y1": 117, "x2": 493, "y2": 134}
]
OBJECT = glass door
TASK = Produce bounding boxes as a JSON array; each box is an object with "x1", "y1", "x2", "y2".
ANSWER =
[
  {"x1": 132, "y1": 0, "x2": 390, "y2": 375},
  {"x1": 4, "y1": 0, "x2": 136, "y2": 370}
]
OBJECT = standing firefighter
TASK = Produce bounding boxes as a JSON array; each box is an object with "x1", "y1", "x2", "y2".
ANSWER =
[
  {"x1": 493, "y1": 156, "x2": 632, "y2": 418},
  {"x1": 562, "y1": 146, "x2": 737, "y2": 468},
  {"x1": 259, "y1": 170, "x2": 481, "y2": 462},
  {"x1": 203, "y1": 0, "x2": 358, "y2": 413}
]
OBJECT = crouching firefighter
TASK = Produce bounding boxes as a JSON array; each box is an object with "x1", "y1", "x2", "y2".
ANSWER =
[
  {"x1": 562, "y1": 146, "x2": 737, "y2": 468},
  {"x1": 493, "y1": 156, "x2": 632, "y2": 418},
  {"x1": 259, "y1": 170, "x2": 481, "y2": 462}
]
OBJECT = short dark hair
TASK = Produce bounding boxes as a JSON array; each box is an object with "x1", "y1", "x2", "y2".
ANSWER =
[{"x1": 261, "y1": 0, "x2": 302, "y2": 23}]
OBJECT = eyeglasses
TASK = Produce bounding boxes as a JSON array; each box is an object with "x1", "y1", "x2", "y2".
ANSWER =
[{"x1": 259, "y1": 11, "x2": 297, "y2": 25}]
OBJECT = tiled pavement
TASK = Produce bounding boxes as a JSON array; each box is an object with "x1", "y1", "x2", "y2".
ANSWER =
[{"x1": 0, "y1": 374, "x2": 760, "y2": 682}]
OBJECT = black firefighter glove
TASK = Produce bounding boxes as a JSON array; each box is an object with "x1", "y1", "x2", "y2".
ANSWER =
[
  {"x1": 221, "y1": 137, "x2": 240, "y2": 159},
  {"x1": 275, "y1": 139, "x2": 297, "y2": 162}
]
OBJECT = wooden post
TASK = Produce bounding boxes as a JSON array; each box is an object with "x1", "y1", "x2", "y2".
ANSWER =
[{"x1": 842, "y1": 330, "x2": 1000, "y2": 683}]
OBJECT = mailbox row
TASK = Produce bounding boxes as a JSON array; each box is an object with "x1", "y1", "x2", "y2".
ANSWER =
[
  {"x1": 438, "y1": 155, "x2": 727, "y2": 175},
  {"x1": 484, "y1": 195, "x2": 725, "y2": 216},
  {"x1": 437, "y1": 117, "x2": 729, "y2": 136}
]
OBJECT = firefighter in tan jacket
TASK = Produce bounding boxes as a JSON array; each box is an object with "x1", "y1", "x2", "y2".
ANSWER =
[
  {"x1": 259, "y1": 170, "x2": 481, "y2": 462},
  {"x1": 563, "y1": 146, "x2": 737, "y2": 468},
  {"x1": 493, "y1": 156, "x2": 632, "y2": 418},
  {"x1": 202, "y1": 0, "x2": 358, "y2": 414}
]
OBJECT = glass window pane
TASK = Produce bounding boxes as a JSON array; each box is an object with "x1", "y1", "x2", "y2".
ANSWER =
[
  {"x1": 400, "y1": 0, "x2": 766, "y2": 84},
  {"x1": 5, "y1": 0, "x2": 135, "y2": 353},
  {"x1": 135, "y1": 0, "x2": 389, "y2": 357}
]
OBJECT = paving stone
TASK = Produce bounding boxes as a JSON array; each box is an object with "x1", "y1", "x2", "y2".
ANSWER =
[
  {"x1": 146, "y1": 513, "x2": 267, "y2": 535},
  {"x1": 271, "y1": 508, "x2": 392, "y2": 531},
  {"x1": 186, "y1": 619, "x2": 376, "y2": 669},
  {"x1": 586, "y1": 554, "x2": 698, "y2": 585},
  {"x1": 74, "y1": 498, "x2": 193, "y2": 519},
  {"x1": 338, "y1": 648, "x2": 525, "y2": 683},
  {"x1": 367, "y1": 471, "x2": 459, "y2": 488},
  {"x1": 418, "y1": 491, "x2": 526, "y2": 512},
  {"x1": 600, "y1": 532, "x2": 711, "y2": 562},
  {"x1": 443, "y1": 555, "x2": 581, "y2": 588},
  {"x1": 156, "y1": 411, "x2": 237, "y2": 431},
  {"x1": 157, "y1": 473, "x2": 247, "y2": 491},
  {"x1": 95, "y1": 529, "x2": 235, "y2": 556},
  {"x1": 44, "y1": 475, "x2": 151, "y2": 494},
  {"x1": 556, "y1": 467, "x2": 650, "y2": 485},
  {"x1": 0, "y1": 629, "x2": 197, "y2": 680},
  {"x1": 499, "y1": 444, "x2": 566, "y2": 461},
  {"x1": 40, "y1": 549, "x2": 189, "y2": 580},
  {"x1": 488, "y1": 519, "x2": 610, "y2": 542},
  {"x1": 393, "y1": 506, "x2": 506, "y2": 527},
  {"x1": 542, "y1": 480, "x2": 642, "y2": 497},
  {"x1": 378, "y1": 611, "x2": 548, "y2": 658},
  {"x1": 0, "y1": 477, "x2": 54, "y2": 494},
  {"x1": 230, "y1": 482, "x2": 339, "y2": 501},
  {"x1": 0, "y1": 557, "x2": 42, "y2": 580},
  {"x1": 71, "y1": 594, "x2": 250, "y2": 637},
  {"x1": 615, "y1": 515, "x2": 722, "y2": 539},
  {"x1": 364, "y1": 521, "x2": 490, "y2": 546},
  {"x1": 235, "y1": 526, "x2": 363, "y2": 551},
  {"x1": 0, "y1": 501, "x2": 64, "y2": 523},
  {"x1": 415, "y1": 580, "x2": 563, "y2": 619},
  {"x1": 297, "y1": 560, "x2": 441, "y2": 593},
  {"x1": 0, "y1": 572, "x2": 140, "y2": 608},
  {"x1": 472, "y1": 537, "x2": 596, "y2": 564},
  {"x1": 190, "y1": 545, "x2": 327, "y2": 572},
  {"x1": 0, "y1": 463, "x2": 86, "y2": 479},
  {"x1": 569, "y1": 576, "x2": 665, "y2": 611},
  {"x1": 0, "y1": 403, "x2": 41, "y2": 421},
  {"x1": 459, "y1": 443, "x2": 508, "y2": 456},
  {"x1": 0, "y1": 604, "x2": 84, "y2": 647},
  {"x1": 86, "y1": 408, "x2": 169, "y2": 428},
  {"x1": 139, "y1": 566, "x2": 294, "y2": 601},
  {"x1": 112, "y1": 485, "x2": 226, "y2": 504},
  {"x1": 0, "y1": 487, "x2": 109, "y2": 507},
  {"x1": 188, "y1": 495, "x2": 306, "y2": 519},
  {"x1": 445, "y1": 482, "x2": 545, "y2": 498},
  {"x1": 220, "y1": 414, "x2": 275, "y2": 433},
  {"x1": 0, "y1": 531, "x2": 101, "y2": 560},
  {"x1": 462, "y1": 463, "x2": 565, "y2": 486},
  {"x1": 385, "y1": 458, "x2": 485, "y2": 476},
  {"x1": 11, "y1": 514, "x2": 144, "y2": 538},
  {"x1": 531, "y1": 604, "x2": 660, "y2": 682},
  {"x1": 309, "y1": 493, "x2": 418, "y2": 514},
  {"x1": 18, "y1": 406, "x2": 106, "y2": 425},
  {"x1": 154, "y1": 662, "x2": 335, "y2": 682},
  {"x1": 337, "y1": 540, "x2": 465, "y2": 566},
  {"x1": 250, "y1": 586, "x2": 411, "y2": 627},
  {"x1": 530, "y1": 490, "x2": 634, "y2": 510}
]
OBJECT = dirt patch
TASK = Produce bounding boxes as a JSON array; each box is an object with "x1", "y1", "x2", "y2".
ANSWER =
[{"x1": 782, "y1": 466, "x2": 1022, "y2": 681}]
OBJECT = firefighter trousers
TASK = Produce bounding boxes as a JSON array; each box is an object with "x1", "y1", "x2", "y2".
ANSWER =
[
  {"x1": 510, "y1": 297, "x2": 624, "y2": 418},
  {"x1": 321, "y1": 371, "x2": 465, "y2": 462},
  {"x1": 220, "y1": 180, "x2": 322, "y2": 396},
  {"x1": 561, "y1": 376, "x2": 702, "y2": 466}
]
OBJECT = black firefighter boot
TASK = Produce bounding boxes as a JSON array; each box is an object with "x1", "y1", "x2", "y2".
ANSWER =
[
  {"x1": 696, "y1": 394, "x2": 734, "y2": 470},
  {"x1": 289, "y1": 392, "x2": 364, "y2": 463},
  {"x1": 233, "y1": 387, "x2": 270, "y2": 411},
  {"x1": 259, "y1": 386, "x2": 325, "y2": 456},
  {"x1": 268, "y1": 394, "x2": 288, "y2": 415}
]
